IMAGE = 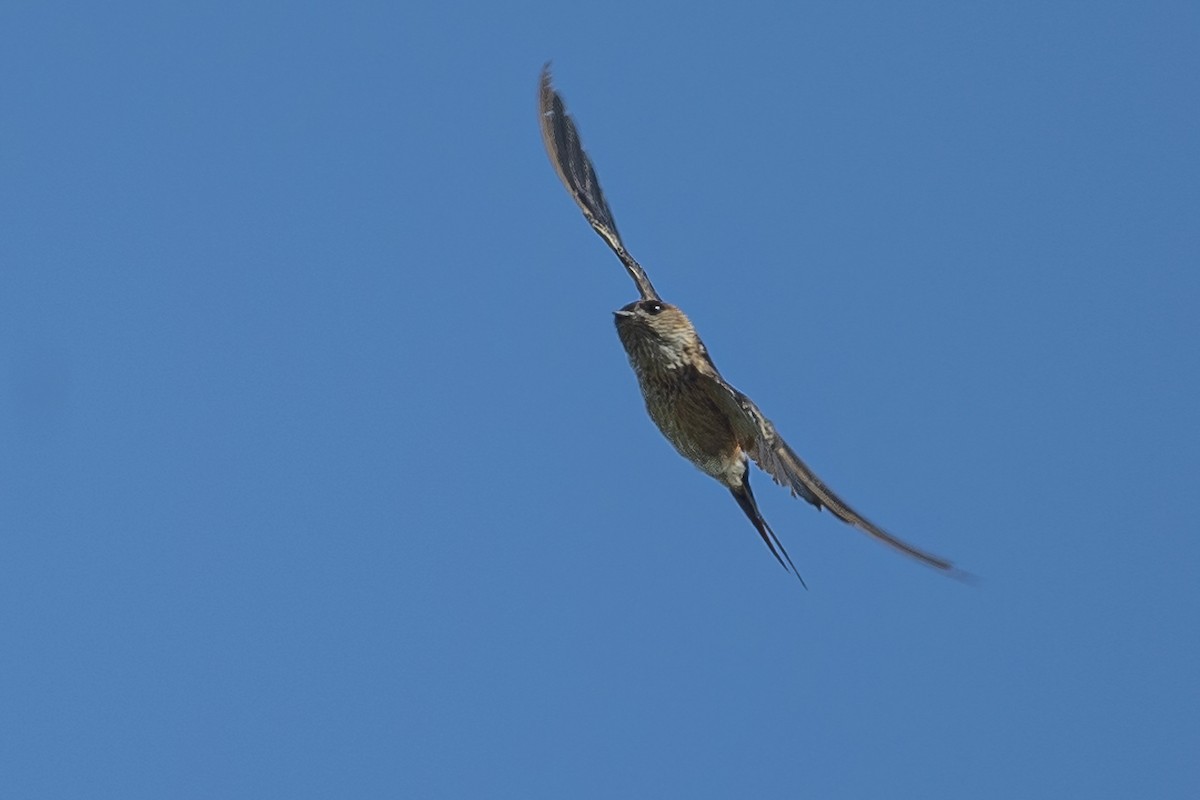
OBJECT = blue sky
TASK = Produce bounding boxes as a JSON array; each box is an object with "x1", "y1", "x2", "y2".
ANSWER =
[{"x1": 2, "y1": 2, "x2": 1197, "y2": 797}]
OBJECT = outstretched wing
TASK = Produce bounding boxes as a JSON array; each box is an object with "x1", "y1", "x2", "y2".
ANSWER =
[
  {"x1": 701, "y1": 372, "x2": 958, "y2": 573},
  {"x1": 538, "y1": 64, "x2": 660, "y2": 302}
]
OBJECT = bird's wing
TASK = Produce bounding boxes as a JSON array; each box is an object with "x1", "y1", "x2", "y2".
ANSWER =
[
  {"x1": 538, "y1": 64, "x2": 660, "y2": 301},
  {"x1": 699, "y1": 370, "x2": 957, "y2": 572}
]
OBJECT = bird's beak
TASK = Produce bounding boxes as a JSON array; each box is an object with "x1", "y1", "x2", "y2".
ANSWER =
[{"x1": 613, "y1": 309, "x2": 635, "y2": 319}]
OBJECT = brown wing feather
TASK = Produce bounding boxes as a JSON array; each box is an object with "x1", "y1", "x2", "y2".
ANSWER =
[
  {"x1": 700, "y1": 370, "x2": 958, "y2": 572},
  {"x1": 765, "y1": 429, "x2": 956, "y2": 571},
  {"x1": 538, "y1": 65, "x2": 660, "y2": 301}
]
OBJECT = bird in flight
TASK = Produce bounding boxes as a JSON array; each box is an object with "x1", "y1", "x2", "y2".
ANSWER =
[{"x1": 538, "y1": 64, "x2": 960, "y2": 585}]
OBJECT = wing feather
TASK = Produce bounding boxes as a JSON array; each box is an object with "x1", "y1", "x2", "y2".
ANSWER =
[
  {"x1": 701, "y1": 372, "x2": 957, "y2": 572},
  {"x1": 538, "y1": 65, "x2": 660, "y2": 301}
]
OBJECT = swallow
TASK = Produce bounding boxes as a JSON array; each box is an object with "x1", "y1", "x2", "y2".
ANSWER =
[{"x1": 538, "y1": 64, "x2": 960, "y2": 584}]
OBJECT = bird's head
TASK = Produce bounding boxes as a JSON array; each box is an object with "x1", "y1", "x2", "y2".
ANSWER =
[{"x1": 613, "y1": 298, "x2": 703, "y2": 370}]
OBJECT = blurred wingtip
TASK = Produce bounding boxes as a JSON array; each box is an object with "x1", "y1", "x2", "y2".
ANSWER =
[{"x1": 944, "y1": 566, "x2": 980, "y2": 587}]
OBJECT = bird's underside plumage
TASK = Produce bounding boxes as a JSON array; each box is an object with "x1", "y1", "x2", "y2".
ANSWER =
[{"x1": 539, "y1": 64, "x2": 960, "y2": 583}]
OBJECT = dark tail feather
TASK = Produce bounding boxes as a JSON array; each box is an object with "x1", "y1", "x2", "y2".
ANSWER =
[{"x1": 730, "y1": 480, "x2": 807, "y2": 589}]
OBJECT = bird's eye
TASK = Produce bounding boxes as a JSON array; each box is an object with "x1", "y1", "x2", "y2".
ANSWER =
[{"x1": 641, "y1": 301, "x2": 664, "y2": 315}]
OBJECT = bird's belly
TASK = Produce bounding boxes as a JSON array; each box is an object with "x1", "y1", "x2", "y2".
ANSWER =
[{"x1": 639, "y1": 375, "x2": 740, "y2": 481}]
